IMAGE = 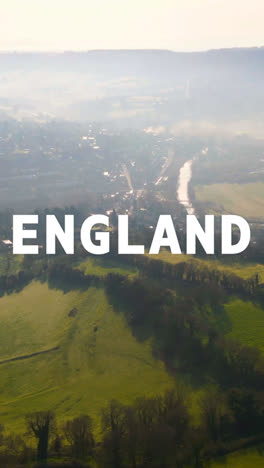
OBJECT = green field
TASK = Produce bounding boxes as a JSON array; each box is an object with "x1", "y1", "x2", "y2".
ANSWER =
[
  {"x1": 224, "y1": 299, "x2": 264, "y2": 352},
  {"x1": 77, "y1": 256, "x2": 138, "y2": 277},
  {"x1": 212, "y1": 446, "x2": 264, "y2": 467},
  {"x1": 1, "y1": 251, "x2": 264, "y2": 468},
  {"x1": 0, "y1": 281, "x2": 173, "y2": 433},
  {"x1": 195, "y1": 182, "x2": 264, "y2": 220}
]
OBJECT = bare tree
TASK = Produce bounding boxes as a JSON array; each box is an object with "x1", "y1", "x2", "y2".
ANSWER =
[
  {"x1": 101, "y1": 400, "x2": 126, "y2": 468},
  {"x1": 63, "y1": 415, "x2": 94, "y2": 459},
  {"x1": 0, "y1": 424, "x2": 4, "y2": 446},
  {"x1": 200, "y1": 389, "x2": 227, "y2": 443},
  {"x1": 26, "y1": 411, "x2": 56, "y2": 462}
]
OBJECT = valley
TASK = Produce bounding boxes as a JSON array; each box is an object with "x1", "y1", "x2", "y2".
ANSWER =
[{"x1": 0, "y1": 48, "x2": 264, "y2": 467}]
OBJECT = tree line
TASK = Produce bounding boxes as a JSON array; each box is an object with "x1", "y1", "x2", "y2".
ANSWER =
[
  {"x1": 113, "y1": 254, "x2": 260, "y2": 296},
  {"x1": 1, "y1": 386, "x2": 264, "y2": 467}
]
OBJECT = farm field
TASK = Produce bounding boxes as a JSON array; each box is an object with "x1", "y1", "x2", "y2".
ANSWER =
[
  {"x1": 0, "y1": 281, "x2": 173, "y2": 433},
  {"x1": 195, "y1": 182, "x2": 264, "y2": 220}
]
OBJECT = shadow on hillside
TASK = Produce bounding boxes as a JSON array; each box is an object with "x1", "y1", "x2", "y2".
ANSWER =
[
  {"x1": 47, "y1": 272, "x2": 102, "y2": 294},
  {"x1": 47, "y1": 276, "x2": 87, "y2": 294},
  {"x1": 104, "y1": 279, "x2": 234, "y2": 389},
  {"x1": 0, "y1": 275, "x2": 34, "y2": 297}
]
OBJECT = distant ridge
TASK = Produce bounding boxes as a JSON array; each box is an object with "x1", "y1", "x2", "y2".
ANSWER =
[
  {"x1": 1, "y1": 47, "x2": 264, "y2": 73},
  {"x1": 0, "y1": 46, "x2": 264, "y2": 54}
]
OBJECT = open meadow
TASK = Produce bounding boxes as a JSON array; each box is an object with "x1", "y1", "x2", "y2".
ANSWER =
[
  {"x1": 0, "y1": 281, "x2": 173, "y2": 433},
  {"x1": 195, "y1": 182, "x2": 264, "y2": 220}
]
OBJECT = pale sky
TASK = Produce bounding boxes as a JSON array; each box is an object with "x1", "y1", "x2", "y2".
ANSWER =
[{"x1": 1, "y1": 0, "x2": 264, "y2": 52}]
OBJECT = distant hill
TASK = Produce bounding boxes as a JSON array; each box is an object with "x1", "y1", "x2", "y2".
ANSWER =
[
  {"x1": 1, "y1": 48, "x2": 264, "y2": 78},
  {"x1": 1, "y1": 48, "x2": 264, "y2": 125}
]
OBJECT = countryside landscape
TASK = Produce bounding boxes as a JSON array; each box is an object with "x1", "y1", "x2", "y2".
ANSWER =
[{"x1": 1, "y1": 45, "x2": 264, "y2": 467}]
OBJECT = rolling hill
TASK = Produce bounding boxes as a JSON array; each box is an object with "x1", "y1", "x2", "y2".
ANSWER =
[{"x1": 0, "y1": 281, "x2": 173, "y2": 433}]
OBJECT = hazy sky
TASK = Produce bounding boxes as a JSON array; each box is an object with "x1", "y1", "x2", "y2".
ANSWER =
[{"x1": 1, "y1": 0, "x2": 264, "y2": 52}]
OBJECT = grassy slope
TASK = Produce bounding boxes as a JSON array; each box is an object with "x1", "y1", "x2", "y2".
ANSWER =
[
  {"x1": 195, "y1": 182, "x2": 264, "y2": 220},
  {"x1": 77, "y1": 256, "x2": 138, "y2": 277},
  {"x1": 1, "y1": 252, "x2": 264, "y2": 464},
  {"x1": 212, "y1": 446, "x2": 264, "y2": 467},
  {"x1": 0, "y1": 282, "x2": 173, "y2": 433},
  {"x1": 225, "y1": 299, "x2": 264, "y2": 352}
]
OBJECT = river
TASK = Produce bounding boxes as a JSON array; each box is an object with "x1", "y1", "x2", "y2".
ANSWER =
[{"x1": 177, "y1": 160, "x2": 194, "y2": 215}]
